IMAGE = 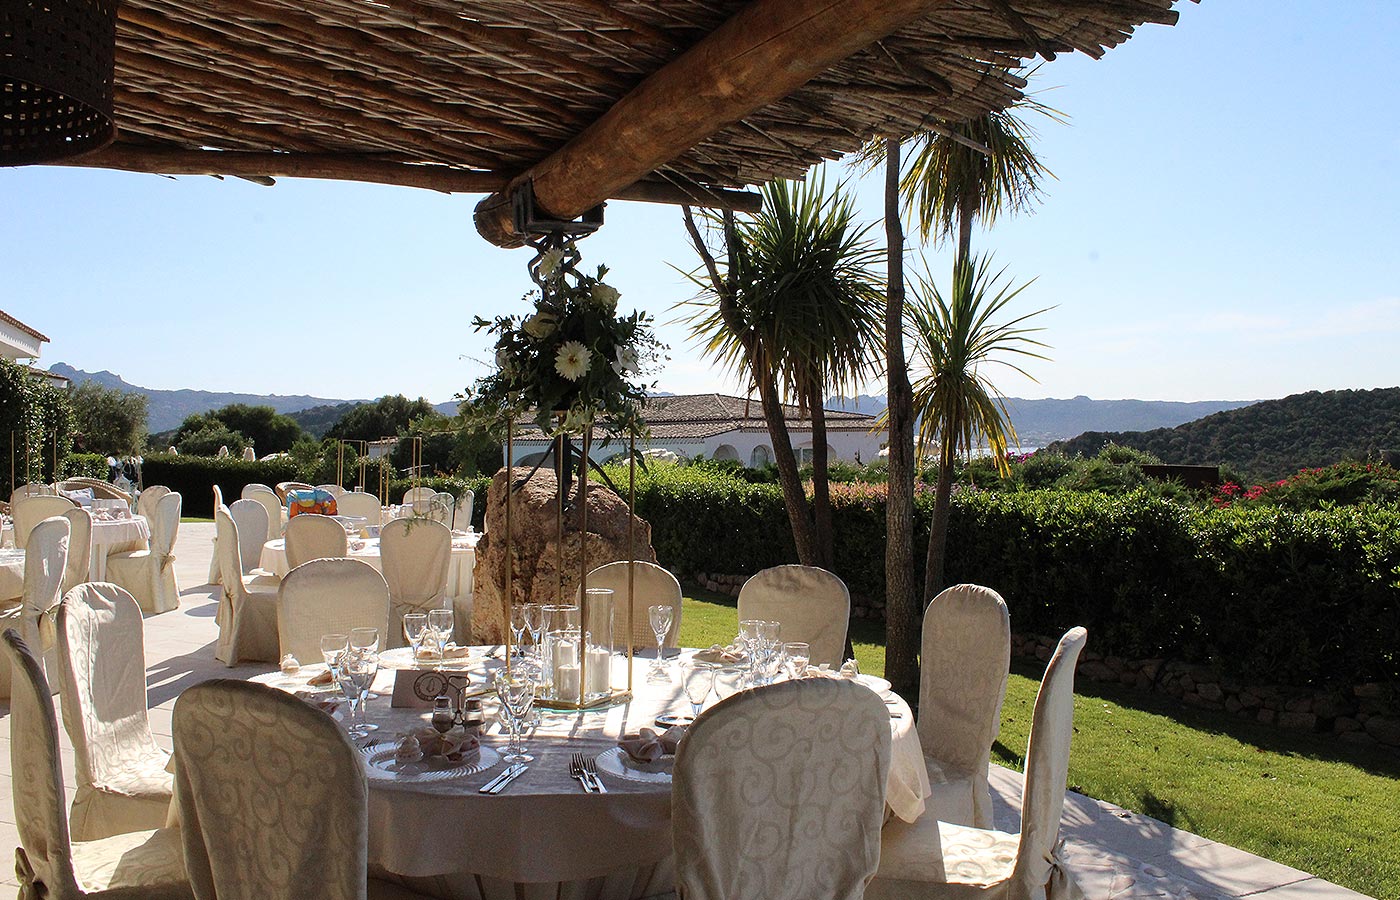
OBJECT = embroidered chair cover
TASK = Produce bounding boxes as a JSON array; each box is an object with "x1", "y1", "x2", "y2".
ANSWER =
[
  {"x1": 11, "y1": 482, "x2": 57, "y2": 504},
  {"x1": 277, "y1": 557, "x2": 389, "y2": 664},
  {"x1": 55, "y1": 583, "x2": 174, "y2": 841},
  {"x1": 453, "y1": 490, "x2": 475, "y2": 532},
  {"x1": 228, "y1": 500, "x2": 269, "y2": 575},
  {"x1": 107, "y1": 492, "x2": 181, "y2": 614},
  {"x1": 409, "y1": 497, "x2": 451, "y2": 526},
  {"x1": 1, "y1": 629, "x2": 193, "y2": 900},
  {"x1": 583, "y1": 561, "x2": 682, "y2": 651},
  {"x1": 673, "y1": 678, "x2": 891, "y2": 900},
  {"x1": 378, "y1": 519, "x2": 450, "y2": 647},
  {"x1": 13, "y1": 495, "x2": 77, "y2": 549},
  {"x1": 315, "y1": 483, "x2": 347, "y2": 497},
  {"x1": 135, "y1": 485, "x2": 171, "y2": 522},
  {"x1": 737, "y1": 565, "x2": 850, "y2": 667},
  {"x1": 61, "y1": 507, "x2": 93, "y2": 595},
  {"x1": 173, "y1": 679, "x2": 433, "y2": 900},
  {"x1": 918, "y1": 584, "x2": 1011, "y2": 829},
  {"x1": 284, "y1": 513, "x2": 349, "y2": 569},
  {"x1": 0, "y1": 515, "x2": 69, "y2": 698},
  {"x1": 241, "y1": 484, "x2": 284, "y2": 541},
  {"x1": 865, "y1": 627, "x2": 1089, "y2": 900},
  {"x1": 336, "y1": 491, "x2": 382, "y2": 526},
  {"x1": 213, "y1": 507, "x2": 279, "y2": 666},
  {"x1": 402, "y1": 486, "x2": 435, "y2": 506}
]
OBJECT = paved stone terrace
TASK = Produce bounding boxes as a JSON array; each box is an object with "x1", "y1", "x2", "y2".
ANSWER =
[{"x1": 0, "y1": 523, "x2": 1374, "y2": 898}]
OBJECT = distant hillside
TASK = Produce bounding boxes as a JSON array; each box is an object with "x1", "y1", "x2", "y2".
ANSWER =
[
  {"x1": 830, "y1": 394, "x2": 1255, "y2": 446},
  {"x1": 287, "y1": 402, "x2": 360, "y2": 439},
  {"x1": 1049, "y1": 387, "x2": 1400, "y2": 479}
]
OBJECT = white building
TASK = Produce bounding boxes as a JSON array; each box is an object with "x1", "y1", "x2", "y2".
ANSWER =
[
  {"x1": 506, "y1": 393, "x2": 885, "y2": 468},
  {"x1": 0, "y1": 310, "x2": 67, "y2": 389}
]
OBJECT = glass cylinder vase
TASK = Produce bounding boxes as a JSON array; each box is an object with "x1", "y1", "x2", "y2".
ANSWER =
[{"x1": 581, "y1": 588, "x2": 615, "y2": 703}]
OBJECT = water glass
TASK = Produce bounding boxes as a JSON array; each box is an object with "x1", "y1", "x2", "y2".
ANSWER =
[
  {"x1": 523, "y1": 603, "x2": 546, "y2": 664},
  {"x1": 493, "y1": 670, "x2": 536, "y2": 763},
  {"x1": 320, "y1": 632, "x2": 348, "y2": 678},
  {"x1": 403, "y1": 613, "x2": 428, "y2": 658},
  {"x1": 350, "y1": 627, "x2": 382, "y2": 698},
  {"x1": 713, "y1": 665, "x2": 747, "y2": 702},
  {"x1": 338, "y1": 650, "x2": 379, "y2": 737},
  {"x1": 510, "y1": 605, "x2": 529, "y2": 661},
  {"x1": 427, "y1": 608, "x2": 455, "y2": 664},
  {"x1": 682, "y1": 663, "x2": 715, "y2": 719},
  {"x1": 648, "y1": 604, "x2": 674, "y2": 681},
  {"x1": 783, "y1": 642, "x2": 810, "y2": 679}
]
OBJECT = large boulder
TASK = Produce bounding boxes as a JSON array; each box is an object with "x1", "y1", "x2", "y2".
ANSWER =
[{"x1": 471, "y1": 466, "x2": 656, "y2": 642}]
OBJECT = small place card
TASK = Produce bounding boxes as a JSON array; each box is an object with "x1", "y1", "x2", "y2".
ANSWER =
[{"x1": 390, "y1": 669, "x2": 473, "y2": 708}]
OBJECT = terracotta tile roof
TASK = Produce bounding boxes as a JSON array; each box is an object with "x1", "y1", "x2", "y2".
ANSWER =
[
  {"x1": 0, "y1": 310, "x2": 49, "y2": 343},
  {"x1": 513, "y1": 393, "x2": 876, "y2": 442}
]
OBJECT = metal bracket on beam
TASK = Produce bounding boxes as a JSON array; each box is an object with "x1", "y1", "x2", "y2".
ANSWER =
[{"x1": 512, "y1": 180, "x2": 605, "y2": 238}]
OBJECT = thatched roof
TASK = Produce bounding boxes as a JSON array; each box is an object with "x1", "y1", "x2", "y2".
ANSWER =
[{"x1": 70, "y1": 0, "x2": 1189, "y2": 243}]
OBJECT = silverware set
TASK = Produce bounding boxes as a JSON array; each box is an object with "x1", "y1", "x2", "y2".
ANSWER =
[
  {"x1": 570, "y1": 752, "x2": 607, "y2": 793},
  {"x1": 479, "y1": 762, "x2": 528, "y2": 794}
]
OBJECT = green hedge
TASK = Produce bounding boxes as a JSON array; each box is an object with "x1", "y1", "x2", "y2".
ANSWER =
[{"x1": 624, "y1": 466, "x2": 1400, "y2": 688}]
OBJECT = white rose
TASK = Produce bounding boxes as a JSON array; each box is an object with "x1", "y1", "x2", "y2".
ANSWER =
[
  {"x1": 522, "y1": 311, "x2": 557, "y2": 339},
  {"x1": 590, "y1": 283, "x2": 620, "y2": 312},
  {"x1": 538, "y1": 248, "x2": 565, "y2": 277}
]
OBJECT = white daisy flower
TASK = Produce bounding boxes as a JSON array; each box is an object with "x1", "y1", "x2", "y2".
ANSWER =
[{"x1": 554, "y1": 341, "x2": 592, "y2": 381}]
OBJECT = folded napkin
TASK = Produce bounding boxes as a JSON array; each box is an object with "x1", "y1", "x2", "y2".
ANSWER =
[
  {"x1": 306, "y1": 668, "x2": 334, "y2": 687},
  {"x1": 416, "y1": 644, "x2": 470, "y2": 661},
  {"x1": 410, "y1": 727, "x2": 480, "y2": 762},
  {"x1": 619, "y1": 726, "x2": 686, "y2": 763},
  {"x1": 693, "y1": 644, "x2": 747, "y2": 665}
]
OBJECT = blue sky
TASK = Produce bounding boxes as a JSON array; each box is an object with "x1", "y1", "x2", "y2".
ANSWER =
[{"x1": 3, "y1": 1, "x2": 1397, "y2": 405}]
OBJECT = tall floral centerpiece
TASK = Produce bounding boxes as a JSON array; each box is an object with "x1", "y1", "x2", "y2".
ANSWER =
[{"x1": 466, "y1": 241, "x2": 662, "y2": 439}]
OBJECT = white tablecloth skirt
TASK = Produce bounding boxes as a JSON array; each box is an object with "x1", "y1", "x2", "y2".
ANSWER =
[
  {"x1": 90, "y1": 515, "x2": 151, "y2": 581},
  {"x1": 0, "y1": 548, "x2": 24, "y2": 603}
]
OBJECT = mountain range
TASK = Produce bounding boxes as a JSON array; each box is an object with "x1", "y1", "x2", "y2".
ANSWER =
[{"x1": 51, "y1": 363, "x2": 1256, "y2": 445}]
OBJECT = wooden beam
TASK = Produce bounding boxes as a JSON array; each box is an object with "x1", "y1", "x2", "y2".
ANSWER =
[
  {"x1": 474, "y1": 0, "x2": 952, "y2": 247},
  {"x1": 60, "y1": 146, "x2": 763, "y2": 212}
]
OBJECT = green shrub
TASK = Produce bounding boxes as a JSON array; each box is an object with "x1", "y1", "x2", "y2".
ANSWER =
[
  {"x1": 63, "y1": 453, "x2": 111, "y2": 480},
  {"x1": 142, "y1": 454, "x2": 302, "y2": 515}
]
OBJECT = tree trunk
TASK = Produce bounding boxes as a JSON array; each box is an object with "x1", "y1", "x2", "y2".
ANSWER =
[
  {"x1": 881, "y1": 136, "x2": 921, "y2": 697},
  {"x1": 809, "y1": 389, "x2": 834, "y2": 570},
  {"x1": 923, "y1": 432, "x2": 957, "y2": 604},
  {"x1": 956, "y1": 191, "x2": 976, "y2": 269}
]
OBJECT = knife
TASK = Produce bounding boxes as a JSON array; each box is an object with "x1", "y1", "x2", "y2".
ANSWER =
[
  {"x1": 488, "y1": 764, "x2": 529, "y2": 794},
  {"x1": 479, "y1": 763, "x2": 523, "y2": 794}
]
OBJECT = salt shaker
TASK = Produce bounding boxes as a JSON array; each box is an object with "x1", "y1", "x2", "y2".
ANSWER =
[{"x1": 460, "y1": 697, "x2": 484, "y2": 739}]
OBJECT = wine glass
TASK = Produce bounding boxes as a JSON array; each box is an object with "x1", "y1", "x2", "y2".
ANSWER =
[
  {"x1": 509, "y1": 605, "x2": 529, "y2": 661},
  {"x1": 713, "y1": 665, "x2": 746, "y2": 702},
  {"x1": 320, "y1": 633, "x2": 348, "y2": 680},
  {"x1": 523, "y1": 603, "x2": 546, "y2": 667},
  {"x1": 350, "y1": 627, "x2": 381, "y2": 699},
  {"x1": 738, "y1": 619, "x2": 763, "y2": 655},
  {"x1": 783, "y1": 641, "x2": 810, "y2": 679},
  {"x1": 682, "y1": 663, "x2": 715, "y2": 721},
  {"x1": 648, "y1": 604, "x2": 674, "y2": 681},
  {"x1": 338, "y1": 650, "x2": 379, "y2": 738},
  {"x1": 493, "y1": 670, "x2": 535, "y2": 763},
  {"x1": 403, "y1": 613, "x2": 429, "y2": 660},
  {"x1": 427, "y1": 608, "x2": 455, "y2": 667}
]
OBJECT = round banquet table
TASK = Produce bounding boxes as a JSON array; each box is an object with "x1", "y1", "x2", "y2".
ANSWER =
[
  {"x1": 260, "y1": 533, "x2": 478, "y2": 638},
  {"x1": 254, "y1": 649, "x2": 929, "y2": 900},
  {"x1": 0, "y1": 548, "x2": 24, "y2": 603},
  {"x1": 88, "y1": 513, "x2": 151, "y2": 581}
]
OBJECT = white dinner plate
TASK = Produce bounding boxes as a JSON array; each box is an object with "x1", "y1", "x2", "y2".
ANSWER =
[
  {"x1": 359, "y1": 740, "x2": 500, "y2": 783},
  {"x1": 594, "y1": 746, "x2": 673, "y2": 784},
  {"x1": 378, "y1": 647, "x2": 477, "y2": 670},
  {"x1": 857, "y1": 674, "x2": 893, "y2": 695}
]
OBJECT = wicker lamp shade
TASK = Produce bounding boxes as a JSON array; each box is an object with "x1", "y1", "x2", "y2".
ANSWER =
[{"x1": 1, "y1": 0, "x2": 117, "y2": 165}]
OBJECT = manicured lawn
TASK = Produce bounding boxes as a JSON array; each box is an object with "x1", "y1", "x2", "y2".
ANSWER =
[
  {"x1": 677, "y1": 584, "x2": 1400, "y2": 899},
  {"x1": 180, "y1": 516, "x2": 214, "y2": 524}
]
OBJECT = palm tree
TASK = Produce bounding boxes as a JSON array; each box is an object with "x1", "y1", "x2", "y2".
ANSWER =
[
  {"x1": 907, "y1": 255, "x2": 1049, "y2": 599},
  {"x1": 680, "y1": 175, "x2": 885, "y2": 568}
]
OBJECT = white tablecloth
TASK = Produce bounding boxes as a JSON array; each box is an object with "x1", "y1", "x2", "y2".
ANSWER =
[
  {"x1": 0, "y1": 548, "x2": 24, "y2": 603},
  {"x1": 90, "y1": 515, "x2": 150, "y2": 581},
  {"x1": 254, "y1": 649, "x2": 927, "y2": 899}
]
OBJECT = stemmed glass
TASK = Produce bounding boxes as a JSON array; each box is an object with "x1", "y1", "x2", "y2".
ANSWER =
[
  {"x1": 783, "y1": 642, "x2": 810, "y2": 679},
  {"x1": 338, "y1": 649, "x2": 379, "y2": 738},
  {"x1": 681, "y1": 663, "x2": 715, "y2": 721},
  {"x1": 320, "y1": 632, "x2": 348, "y2": 681},
  {"x1": 648, "y1": 604, "x2": 674, "y2": 681},
  {"x1": 523, "y1": 603, "x2": 546, "y2": 669},
  {"x1": 493, "y1": 670, "x2": 536, "y2": 763},
  {"x1": 509, "y1": 605, "x2": 529, "y2": 662},
  {"x1": 427, "y1": 608, "x2": 454, "y2": 667},
  {"x1": 350, "y1": 627, "x2": 381, "y2": 699},
  {"x1": 403, "y1": 613, "x2": 429, "y2": 660}
]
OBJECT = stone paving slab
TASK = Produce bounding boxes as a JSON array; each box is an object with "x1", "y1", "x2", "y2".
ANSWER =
[{"x1": 0, "y1": 522, "x2": 1375, "y2": 898}]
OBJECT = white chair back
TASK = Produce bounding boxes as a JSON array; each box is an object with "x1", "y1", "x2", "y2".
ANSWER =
[
  {"x1": 919, "y1": 583, "x2": 1010, "y2": 828},
  {"x1": 1, "y1": 630, "x2": 83, "y2": 898},
  {"x1": 315, "y1": 483, "x2": 347, "y2": 498},
  {"x1": 336, "y1": 490, "x2": 383, "y2": 525},
  {"x1": 10, "y1": 482, "x2": 55, "y2": 504},
  {"x1": 277, "y1": 558, "x2": 389, "y2": 664},
  {"x1": 229, "y1": 499, "x2": 269, "y2": 575},
  {"x1": 174, "y1": 679, "x2": 368, "y2": 900},
  {"x1": 241, "y1": 484, "x2": 284, "y2": 540},
  {"x1": 673, "y1": 678, "x2": 891, "y2": 900},
  {"x1": 453, "y1": 489, "x2": 475, "y2": 532},
  {"x1": 284, "y1": 513, "x2": 348, "y2": 569},
  {"x1": 584, "y1": 560, "x2": 682, "y2": 650},
  {"x1": 737, "y1": 565, "x2": 850, "y2": 667},
  {"x1": 1010, "y1": 627, "x2": 1088, "y2": 895},
  {"x1": 12, "y1": 495, "x2": 75, "y2": 549},
  {"x1": 18, "y1": 516, "x2": 70, "y2": 691},
  {"x1": 402, "y1": 486, "x2": 435, "y2": 505},
  {"x1": 55, "y1": 583, "x2": 172, "y2": 840},
  {"x1": 151, "y1": 491, "x2": 181, "y2": 558},
  {"x1": 409, "y1": 497, "x2": 451, "y2": 526},
  {"x1": 379, "y1": 519, "x2": 450, "y2": 646},
  {"x1": 136, "y1": 484, "x2": 171, "y2": 520},
  {"x1": 60, "y1": 507, "x2": 92, "y2": 595},
  {"x1": 214, "y1": 507, "x2": 279, "y2": 667}
]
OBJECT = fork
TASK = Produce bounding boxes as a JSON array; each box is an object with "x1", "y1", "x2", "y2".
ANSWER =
[
  {"x1": 581, "y1": 754, "x2": 608, "y2": 794},
  {"x1": 569, "y1": 752, "x2": 594, "y2": 793}
]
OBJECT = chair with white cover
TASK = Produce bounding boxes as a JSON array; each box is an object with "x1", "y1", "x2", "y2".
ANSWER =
[
  {"x1": 402, "y1": 486, "x2": 435, "y2": 506},
  {"x1": 107, "y1": 492, "x2": 181, "y2": 614},
  {"x1": 379, "y1": 519, "x2": 450, "y2": 647},
  {"x1": 917, "y1": 584, "x2": 1011, "y2": 829},
  {"x1": 61, "y1": 507, "x2": 93, "y2": 595},
  {"x1": 284, "y1": 513, "x2": 349, "y2": 569},
  {"x1": 11, "y1": 482, "x2": 56, "y2": 504},
  {"x1": 213, "y1": 507, "x2": 280, "y2": 666},
  {"x1": 277, "y1": 558, "x2": 390, "y2": 670},
  {"x1": 315, "y1": 483, "x2": 347, "y2": 498},
  {"x1": 241, "y1": 484, "x2": 284, "y2": 540},
  {"x1": 336, "y1": 490, "x2": 383, "y2": 525},
  {"x1": 207, "y1": 484, "x2": 226, "y2": 585},
  {"x1": 673, "y1": 678, "x2": 891, "y2": 900},
  {"x1": 431, "y1": 491, "x2": 454, "y2": 515},
  {"x1": 737, "y1": 565, "x2": 850, "y2": 667},
  {"x1": 452, "y1": 489, "x2": 475, "y2": 532},
  {"x1": 0, "y1": 515, "x2": 69, "y2": 699},
  {"x1": 13, "y1": 494, "x2": 76, "y2": 549},
  {"x1": 55, "y1": 583, "x2": 175, "y2": 841},
  {"x1": 172, "y1": 679, "x2": 432, "y2": 900},
  {"x1": 135, "y1": 484, "x2": 170, "y2": 521},
  {"x1": 1, "y1": 630, "x2": 193, "y2": 900},
  {"x1": 410, "y1": 497, "x2": 451, "y2": 527},
  {"x1": 865, "y1": 627, "x2": 1089, "y2": 900},
  {"x1": 584, "y1": 561, "x2": 682, "y2": 651},
  {"x1": 228, "y1": 499, "x2": 269, "y2": 576}
]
